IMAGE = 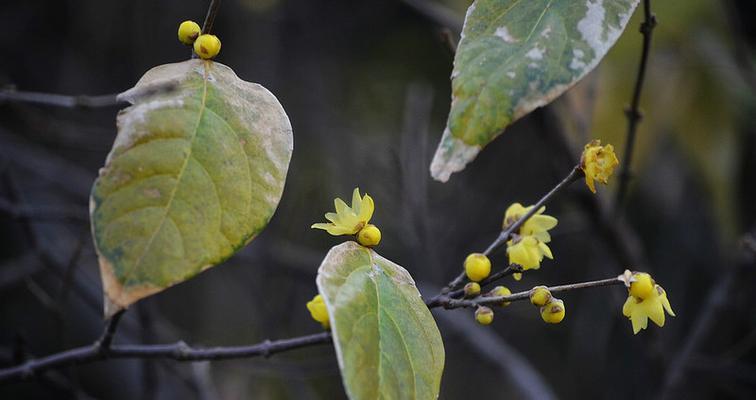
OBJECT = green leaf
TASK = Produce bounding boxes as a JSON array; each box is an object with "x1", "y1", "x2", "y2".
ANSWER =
[
  {"x1": 91, "y1": 59, "x2": 292, "y2": 316},
  {"x1": 317, "y1": 242, "x2": 445, "y2": 400},
  {"x1": 431, "y1": 0, "x2": 639, "y2": 181}
]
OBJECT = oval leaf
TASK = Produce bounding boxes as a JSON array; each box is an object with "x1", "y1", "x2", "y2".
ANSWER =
[
  {"x1": 91, "y1": 59, "x2": 293, "y2": 316},
  {"x1": 317, "y1": 242, "x2": 445, "y2": 400},
  {"x1": 431, "y1": 0, "x2": 639, "y2": 181}
]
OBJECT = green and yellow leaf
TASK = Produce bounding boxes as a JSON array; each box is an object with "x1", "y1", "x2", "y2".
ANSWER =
[
  {"x1": 91, "y1": 59, "x2": 292, "y2": 316},
  {"x1": 431, "y1": 0, "x2": 639, "y2": 181},
  {"x1": 317, "y1": 241, "x2": 445, "y2": 400}
]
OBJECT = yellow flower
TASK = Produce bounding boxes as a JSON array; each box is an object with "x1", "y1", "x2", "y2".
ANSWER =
[
  {"x1": 621, "y1": 275, "x2": 675, "y2": 334},
  {"x1": 629, "y1": 272, "x2": 655, "y2": 299},
  {"x1": 312, "y1": 188, "x2": 375, "y2": 236},
  {"x1": 580, "y1": 140, "x2": 619, "y2": 193},
  {"x1": 502, "y1": 203, "x2": 558, "y2": 243},
  {"x1": 506, "y1": 235, "x2": 553, "y2": 280},
  {"x1": 306, "y1": 294, "x2": 330, "y2": 329}
]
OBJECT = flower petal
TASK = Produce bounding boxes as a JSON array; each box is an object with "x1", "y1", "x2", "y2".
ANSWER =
[
  {"x1": 659, "y1": 287, "x2": 676, "y2": 317},
  {"x1": 334, "y1": 197, "x2": 349, "y2": 215},
  {"x1": 311, "y1": 222, "x2": 332, "y2": 231},
  {"x1": 644, "y1": 296, "x2": 666, "y2": 327},
  {"x1": 585, "y1": 176, "x2": 597, "y2": 194},
  {"x1": 358, "y1": 194, "x2": 374, "y2": 223},
  {"x1": 351, "y1": 188, "x2": 362, "y2": 214},
  {"x1": 622, "y1": 296, "x2": 635, "y2": 317},
  {"x1": 539, "y1": 242, "x2": 554, "y2": 259},
  {"x1": 324, "y1": 212, "x2": 340, "y2": 223},
  {"x1": 631, "y1": 308, "x2": 648, "y2": 334}
]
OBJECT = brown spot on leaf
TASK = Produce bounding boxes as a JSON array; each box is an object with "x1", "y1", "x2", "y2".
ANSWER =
[{"x1": 144, "y1": 188, "x2": 161, "y2": 198}]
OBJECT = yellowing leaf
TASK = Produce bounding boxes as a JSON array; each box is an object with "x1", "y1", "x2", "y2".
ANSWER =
[
  {"x1": 91, "y1": 59, "x2": 293, "y2": 316},
  {"x1": 317, "y1": 242, "x2": 445, "y2": 400},
  {"x1": 430, "y1": 0, "x2": 639, "y2": 181}
]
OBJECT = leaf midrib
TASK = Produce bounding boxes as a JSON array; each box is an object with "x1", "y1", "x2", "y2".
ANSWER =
[
  {"x1": 123, "y1": 61, "x2": 211, "y2": 286},
  {"x1": 366, "y1": 251, "x2": 417, "y2": 399}
]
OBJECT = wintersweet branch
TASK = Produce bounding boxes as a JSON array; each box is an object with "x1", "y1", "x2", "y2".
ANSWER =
[
  {"x1": 0, "y1": 275, "x2": 622, "y2": 383},
  {"x1": 615, "y1": 0, "x2": 656, "y2": 208},
  {"x1": 0, "y1": 88, "x2": 123, "y2": 108},
  {"x1": 0, "y1": 82, "x2": 178, "y2": 109},
  {"x1": 433, "y1": 277, "x2": 624, "y2": 310},
  {"x1": 0, "y1": 330, "x2": 331, "y2": 383},
  {"x1": 439, "y1": 166, "x2": 582, "y2": 294}
]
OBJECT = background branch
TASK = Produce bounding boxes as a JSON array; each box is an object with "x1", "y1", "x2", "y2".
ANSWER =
[
  {"x1": 0, "y1": 88, "x2": 123, "y2": 109},
  {"x1": 0, "y1": 330, "x2": 331, "y2": 383},
  {"x1": 615, "y1": 0, "x2": 657, "y2": 209},
  {"x1": 201, "y1": 0, "x2": 222, "y2": 35}
]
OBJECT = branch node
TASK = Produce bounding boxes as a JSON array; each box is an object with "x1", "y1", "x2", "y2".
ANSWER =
[
  {"x1": 623, "y1": 106, "x2": 643, "y2": 122},
  {"x1": 262, "y1": 339, "x2": 273, "y2": 358}
]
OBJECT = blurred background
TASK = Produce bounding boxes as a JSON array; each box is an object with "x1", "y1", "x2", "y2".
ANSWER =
[{"x1": 1, "y1": 0, "x2": 755, "y2": 398}]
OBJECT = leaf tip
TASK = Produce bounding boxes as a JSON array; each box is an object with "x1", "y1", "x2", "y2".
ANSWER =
[{"x1": 430, "y1": 128, "x2": 480, "y2": 182}]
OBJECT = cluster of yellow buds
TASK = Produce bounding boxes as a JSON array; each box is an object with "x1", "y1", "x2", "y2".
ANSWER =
[
  {"x1": 619, "y1": 270, "x2": 675, "y2": 334},
  {"x1": 503, "y1": 203, "x2": 558, "y2": 280},
  {"x1": 473, "y1": 285, "x2": 512, "y2": 325},
  {"x1": 177, "y1": 20, "x2": 222, "y2": 60},
  {"x1": 311, "y1": 188, "x2": 382, "y2": 247},
  {"x1": 529, "y1": 286, "x2": 565, "y2": 324}
]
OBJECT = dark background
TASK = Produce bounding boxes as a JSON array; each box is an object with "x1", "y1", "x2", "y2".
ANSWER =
[{"x1": 1, "y1": 0, "x2": 755, "y2": 399}]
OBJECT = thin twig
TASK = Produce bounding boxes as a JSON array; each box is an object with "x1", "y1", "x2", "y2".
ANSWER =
[
  {"x1": 433, "y1": 277, "x2": 623, "y2": 309},
  {"x1": 201, "y1": 0, "x2": 222, "y2": 35},
  {"x1": 0, "y1": 82, "x2": 178, "y2": 109},
  {"x1": 97, "y1": 310, "x2": 126, "y2": 351},
  {"x1": 615, "y1": 0, "x2": 657, "y2": 209},
  {"x1": 0, "y1": 330, "x2": 332, "y2": 383},
  {"x1": 0, "y1": 88, "x2": 123, "y2": 109}
]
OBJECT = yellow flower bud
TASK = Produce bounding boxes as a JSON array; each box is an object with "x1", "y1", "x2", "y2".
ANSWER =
[
  {"x1": 464, "y1": 253, "x2": 491, "y2": 282},
  {"x1": 513, "y1": 272, "x2": 523, "y2": 281},
  {"x1": 357, "y1": 224, "x2": 381, "y2": 247},
  {"x1": 194, "y1": 34, "x2": 221, "y2": 59},
  {"x1": 579, "y1": 140, "x2": 619, "y2": 193},
  {"x1": 306, "y1": 294, "x2": 330, "y2": 329},
  {"x1": 464, "y1": 282, "x2": 481, "y2": 298},
  {"x1": 475, "y1": 306, "x2": 494, "y2": 325},
  {"x1": 540, "y1": 298, "x2": 565, "y2": 324},
  {"x1": 178, "y1": 20, "x2": 201, "y2": 45},
  {"x1": 529, "y1": 286, "x2": 552, "y2": 307},
  {"x1": 491, "y1": 285, "x2": 512, "y2": 307},
  {"x1": 629, "y1": 272, "x2": 655, "y2": 300}
]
